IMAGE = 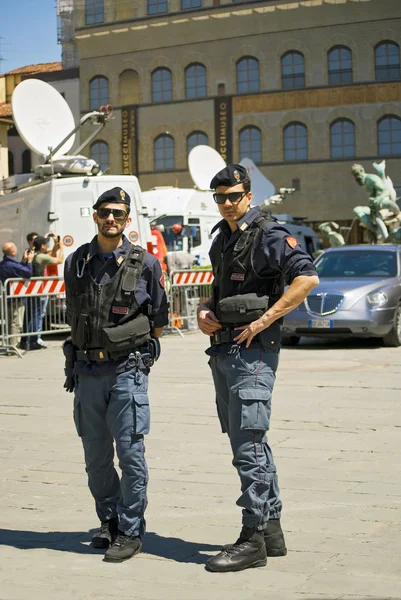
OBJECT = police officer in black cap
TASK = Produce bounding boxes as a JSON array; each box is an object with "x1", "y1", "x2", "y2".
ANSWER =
[
  {"x1": 197, "y1": 165, "x2": 319, "y2": 572},
  {"x1": 63, "y1": 186, "x2": 168, "y2": 563}
]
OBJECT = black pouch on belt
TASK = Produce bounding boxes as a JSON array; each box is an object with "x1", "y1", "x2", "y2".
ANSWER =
[
  {"x1": 218, "y1": 293, "x2": 270, "y2": 325},
  {"x1": 102, "y1": 314, "x2": 151, "y2": 353}
]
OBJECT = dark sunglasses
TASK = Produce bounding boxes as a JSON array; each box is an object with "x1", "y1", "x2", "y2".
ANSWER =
[
  {"x1": 213, "y1": 191, "x2": 247, "y2": 205},
  {"x1": 96, "y1": 208, "x2": 128, "y2": 221}
]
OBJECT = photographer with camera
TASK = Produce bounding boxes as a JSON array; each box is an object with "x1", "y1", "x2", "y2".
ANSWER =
[{"x1": 20, "y1": 235, "x2": 64, "y2": 351}]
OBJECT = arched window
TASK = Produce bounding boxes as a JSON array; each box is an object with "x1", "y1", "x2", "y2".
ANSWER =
[
  {"x1": 85, "y1": 0, "x2": 104, "y2": 25},
  {"x1": 330, "y1": 119, "x2": 355, "y2": 158},
  {"x1": 152, "y1": 68, "x2": 172, "y2": 102},
  {"x1": 378, "y1": 116, "x2": 401, "y2": 156},
  {"x1": 281, "y1": 51, "x2": 305, "y2": 89},
  {"x1": 236, "y1": 57, "x2": 260, "y2": 94},
  {"x1": 375, "y1": 41, "x2": 401, "y2": 81},
  {"x1": 187, "y1": 131, "x2": 208, "y2": 155},
  {"x1": 22, "y1": 149, "x2": 31, "y2": 172},
  {"x1": 328, "y1": 46, "x2": 353, "y2": 85},
  {"x1": 185, "y1": 63, "x2": 207, "y2": 99},
  {"x1": 91, "y1": 141, "x2": 109, "y2": 172},
  {"x1": 89, "y1": 76, "x2": 109, "y2": 110},
  {"x1": 154, "y1": 134, "x2": 175, "y2": 170},
  {"x1": 8, "y1": 151, "x2": 14, "y2": 176},
  {"x1": 148, "y1": 0, "x2": 167, "y2": 15},
  {"x1": 239, "y1": 126, "x2": 262, "y2": 163},
  {"x1": 181, "y1": 0, "x2": 201, "y2": 8},
  {"x1": 283, "y1": 122, "x2": 308, "y2": 161},
  {"x1": 119, "y1": 69, "x2": 140, "y2": 104}
]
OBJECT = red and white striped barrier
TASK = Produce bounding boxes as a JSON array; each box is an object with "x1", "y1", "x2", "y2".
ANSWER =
[
  {"x1": 8, "y1": 278, "x2": 65, "y2": 297},
  {"x1": 172, "y1": 270, "x2": 214, "y2": 286}
]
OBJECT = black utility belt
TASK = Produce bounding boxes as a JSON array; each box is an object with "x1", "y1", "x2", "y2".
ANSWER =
[
  {"x1": 211, "y1": 327, "x2": 261, "y2": 346},
  {"x1": 76, "y1": 337, "x2": 161, "y2": 364},
  {"x1": 76, "y1": 348, "x2": 138, "y2": 363}
]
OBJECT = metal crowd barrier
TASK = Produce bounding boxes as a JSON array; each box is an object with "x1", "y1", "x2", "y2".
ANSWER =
[
  {"x1": 0, "y1": 281, "x2": 5, "y2": 350},
  {"x1": 0, "y1": 277, "x2": 70, "y2": 358},
  {"x1": 167, "y1": 269, "x2": 214, "y2": 334},
  {"x1": 0, "y1": 270, "x2": 214, "y2": 357}
]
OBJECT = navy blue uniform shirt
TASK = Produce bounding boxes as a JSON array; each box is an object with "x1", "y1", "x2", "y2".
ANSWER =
[
  {"x1": 0, "y1": 256, "x2": 33, "y2": 283},
  {"x1": 64, "y1": 235, "x2": 169, "y2": 329},
  {"x1": 210, "y1": 206, "x2": 318, "y2": 283}
]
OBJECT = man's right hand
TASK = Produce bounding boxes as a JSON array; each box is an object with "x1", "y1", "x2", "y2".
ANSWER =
[
  {"x1": 24, "y1": 250, "x2": 34, "y2": 263},
  {"x1": 197, "y1": 306, "x2": 222, "y2": 336}
]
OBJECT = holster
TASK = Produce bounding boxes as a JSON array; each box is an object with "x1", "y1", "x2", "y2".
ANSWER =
[{"x1": 62, "y1": 336, "x2": 76, "y2": 377}]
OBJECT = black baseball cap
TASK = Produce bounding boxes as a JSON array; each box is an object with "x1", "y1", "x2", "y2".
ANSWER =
[{"x1": 33, "y1": 236, "x2": 48, "y2": 251}]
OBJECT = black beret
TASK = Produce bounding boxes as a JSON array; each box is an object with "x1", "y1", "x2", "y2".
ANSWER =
[
  {"x1": 93, "y1": 187, "x2": 131, "y2": 210},
  {"x1": 210, "y1": 164, "x2": 249, "y2": 190}
]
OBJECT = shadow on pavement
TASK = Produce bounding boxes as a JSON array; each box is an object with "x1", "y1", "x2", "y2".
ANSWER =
[{"x1": 0, "y1": 528, "x2": 220, "y2": 563}]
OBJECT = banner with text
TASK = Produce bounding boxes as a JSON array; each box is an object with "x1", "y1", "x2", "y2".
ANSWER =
[
  {"x1": 121, "y1": 107, "x2": 138, "y2": 175},
  {"x1": 214, "y1": 96, "x2": 232, "y2": 164}
]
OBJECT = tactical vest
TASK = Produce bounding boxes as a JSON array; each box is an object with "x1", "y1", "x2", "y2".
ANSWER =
[
  {"x1": 210, "y1": 214, "x2": 284, "y2": 322},
  {"x1": 68, "y1": 243, "x2": 151, "y2": 354}
]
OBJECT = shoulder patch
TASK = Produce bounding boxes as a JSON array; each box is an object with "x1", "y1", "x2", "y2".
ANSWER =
[
  {"x1": 159, "y1": 273, "x2": 165, "y2": 288},
  {"x1": 285, "y1": 236, "x2": 298, "y2": 249}
]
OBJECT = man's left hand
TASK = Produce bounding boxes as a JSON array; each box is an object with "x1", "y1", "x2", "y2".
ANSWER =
[
  {"x1": 63, "y1": 375, "x2": 75, "y2": 393},
  {"x1": 233, "y1": 316, "x2": 272, "y2": 348}
]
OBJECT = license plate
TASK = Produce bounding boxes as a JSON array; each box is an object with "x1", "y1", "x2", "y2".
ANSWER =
[{"x1": 308, "y1": 319, "x2": 333, "y2": 328}]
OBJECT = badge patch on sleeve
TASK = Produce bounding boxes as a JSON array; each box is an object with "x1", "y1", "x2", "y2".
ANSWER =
[
  {"x1": 159, "y1": 274, "x2": 165, "y2": 288},
  {"x1": 285, "y1": 236, "x2": 298, "y2": 249}
]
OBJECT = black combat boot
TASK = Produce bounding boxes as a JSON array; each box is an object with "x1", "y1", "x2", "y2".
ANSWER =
[
  {"x1": 91, "y1": 518, "x2": 119, "y2": 549},
  {"x1": 264, "y1": 518, "x2": 287, "y2": 557},
  {"x1": 206, "y1": 526, "x2": 267, "y2": 573},
  {"x1": 103, "y1": 533, "x2": 142, "y2": 563}
]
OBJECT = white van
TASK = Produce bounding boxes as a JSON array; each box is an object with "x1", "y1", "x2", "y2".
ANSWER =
[
  {"x1": 143, "y1": 186, "x2": 220, "y2": 267},
  {"x1": 0, "y1": 175, "x2": 152, "y2": 259}
]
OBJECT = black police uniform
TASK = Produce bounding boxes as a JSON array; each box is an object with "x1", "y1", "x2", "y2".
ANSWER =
[
  {"x1": 63, "y1": 187, "x2": 168, "y2": 560},
  {"x1": 204, "y1": 165, "x2": 318, "y2": 572}
]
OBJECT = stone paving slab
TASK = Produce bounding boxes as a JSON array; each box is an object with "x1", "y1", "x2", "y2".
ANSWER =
[{"x1": 0, "y1": 333, "x2": 400, "y2": 599}]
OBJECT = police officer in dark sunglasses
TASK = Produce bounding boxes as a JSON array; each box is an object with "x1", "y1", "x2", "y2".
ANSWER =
[
  {"x1": 63, "y1": 186, "x2": 168, "y2": 563},
  {"x1": 198, "y1": 164, "x2": 319, "y2": 573}
]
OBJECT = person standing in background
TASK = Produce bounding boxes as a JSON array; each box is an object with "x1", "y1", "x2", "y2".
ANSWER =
[
  {"x1": 0, "y1": 243, "x2": 33, "y2": 348},
  {"x1": 20, "y1": 236, "x2": 64, "y2": 350}
]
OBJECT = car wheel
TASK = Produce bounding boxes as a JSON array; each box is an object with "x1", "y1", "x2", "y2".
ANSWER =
[
  {"x1": 281, "y1": 335, "x2": 300, "y2": 347},
  {"x1": 382, "y1": 304, "x2": 401, "y2": 347}
]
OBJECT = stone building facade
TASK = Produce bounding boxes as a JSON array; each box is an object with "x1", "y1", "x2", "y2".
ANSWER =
[{"x1": 74, "y1": 0, "x2": 401, "y2": 222}]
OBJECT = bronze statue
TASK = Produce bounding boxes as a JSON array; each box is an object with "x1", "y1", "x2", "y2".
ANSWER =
[
  {"x1": 318, "y1": 221, "x2": 345, "y2": 247},
  {"x1": 352, "y1": 161, "x2": 400, "y2": 243}
]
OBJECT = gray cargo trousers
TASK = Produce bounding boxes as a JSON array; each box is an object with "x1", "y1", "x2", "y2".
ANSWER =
[
  {"x1": 73, "y1": 356, "x2": 150, "y2": 537},
  {"x1": 208, "y1": 344, "x2": 282, "y2": 530}
]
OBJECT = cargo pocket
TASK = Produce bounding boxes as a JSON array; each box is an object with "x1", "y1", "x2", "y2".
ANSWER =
[
  {"x1": 239, "y1": 388, "x2": 271, "y2": 431},
  {"x1": 73, "y1": 395, "x2": 82, "y2": 437},
  {"x1": 133, "y1": 393, "x2": 150, "y2": 435}
]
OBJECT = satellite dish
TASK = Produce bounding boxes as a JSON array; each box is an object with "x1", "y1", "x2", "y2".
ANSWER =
[
  {"x1": 11, "y1": 79, "x2": 75, "y2": 158},
  {"x1": 188, "y1": 145, "x2": 226, "y2": 191},
  {"x1": 240, "y1": 157, "x2": 275, "y2": 206}
]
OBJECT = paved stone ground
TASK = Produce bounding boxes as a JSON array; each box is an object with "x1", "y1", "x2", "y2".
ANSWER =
[{"x1": 0, "y1": 332, "x2": 400, "y2": 600}]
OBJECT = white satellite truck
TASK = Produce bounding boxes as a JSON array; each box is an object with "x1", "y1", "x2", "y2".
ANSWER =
[
  {"x1": 142, "y1": 146, "x2": 223, "y2": 267},
  {"x1": 0, "y1": 79, "x2": 152, "y2": 259},
  {"x1": 142, "y1": 146, "x2": 320, "y2": 267}
]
